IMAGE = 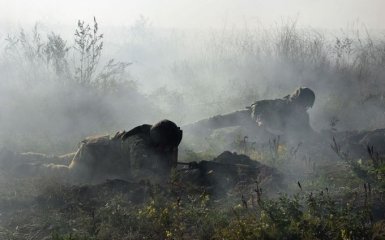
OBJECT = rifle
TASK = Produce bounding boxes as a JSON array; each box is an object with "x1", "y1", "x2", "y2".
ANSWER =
[{"x1": 177, "y1": 160, "x2": 262, "y2": 176}]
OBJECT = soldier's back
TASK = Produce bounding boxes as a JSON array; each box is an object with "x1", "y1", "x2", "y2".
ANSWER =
[
  {"x1": 250, "y1": 99, "x2": 289, "y2": 133},
  {"x1": 69, "y1": 134, "x2": 128, "y2": 182}
]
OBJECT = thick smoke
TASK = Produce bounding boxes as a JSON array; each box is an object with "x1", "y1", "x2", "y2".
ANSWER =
[{"x1": 0, "y1": 19, "x2": 384, "y2": 156}]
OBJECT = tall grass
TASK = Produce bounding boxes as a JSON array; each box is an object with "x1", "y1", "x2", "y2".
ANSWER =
[
  {"x1": 156, "y1": 21, "x2": 385, "y2": 131},
  {"x1": 0, "y1": 19, "x2": 157, "y2": 153},
  {"x1": 0, "y1": 19, "x2": 384, "y2": 153}
]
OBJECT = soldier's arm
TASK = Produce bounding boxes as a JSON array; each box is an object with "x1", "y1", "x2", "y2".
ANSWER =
[
  {"x1": 295, "y1": 111, "x2": 315, "y2": 133},
  {"x1": 183, "y1": 109, "x2": 252, "y2": 133}
]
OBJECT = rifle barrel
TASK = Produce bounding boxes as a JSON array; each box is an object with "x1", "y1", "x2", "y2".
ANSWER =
[{"x1": 177, "y1": 162, "x2": 191, "y2": 166}]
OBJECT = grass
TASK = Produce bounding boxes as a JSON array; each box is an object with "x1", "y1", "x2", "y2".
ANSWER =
[
  {"x1": 1, "y1": 138, "x2": 385, "y2": 239},
  {"x1": 2, "y1": 19, "x2": 385, "y2": 153},
  {"x1": 0, "y1": 174, "x2": 383, "y2": 239},
  {"x1": 0, "y1": 18, "x2": 385, "y2": 239}
]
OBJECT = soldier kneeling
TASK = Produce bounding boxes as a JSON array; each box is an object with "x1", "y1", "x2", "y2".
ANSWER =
[{"x1": 0, "y1": 120, "x2": 183, "y2": 183}]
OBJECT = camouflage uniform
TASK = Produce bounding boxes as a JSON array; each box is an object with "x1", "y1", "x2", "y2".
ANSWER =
[
  {"x1": 1, "y1": 120, "x2": 183, "y2": 183},
  {"x1": 184, "y1": 87, "x2": 316, "y2": 140},
  {"x1": 249, "y1": 87, "x2": 315, "y2": 136},
  {"x1": 70, "y1": 121, "x2": 182, "y2": 182}
]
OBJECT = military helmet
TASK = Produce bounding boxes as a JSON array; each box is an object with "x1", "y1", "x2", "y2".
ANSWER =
[
  {"x1": 289, "y1": 87, "x2": 315, "y2": 108},
  {"x1": 150, "y1": 119, "x2": 183, "y2": 149}
]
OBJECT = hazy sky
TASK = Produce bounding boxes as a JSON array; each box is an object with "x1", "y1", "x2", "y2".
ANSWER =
[{"x1": 0, "y1": 0, "x2": 384, "y2": 30}]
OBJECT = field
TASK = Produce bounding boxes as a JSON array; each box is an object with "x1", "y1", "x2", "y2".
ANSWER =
[
  {"x1": 1, "y1": 140, "x2": 385, "y2": 239},
  {"x1": 0, "y1": 19, "x2": 385, "y2": 239}
]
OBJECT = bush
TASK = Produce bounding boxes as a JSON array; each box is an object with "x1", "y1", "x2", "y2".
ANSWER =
[{"x1": 0, "y1": 19, "x2": 159, "y2": 154}]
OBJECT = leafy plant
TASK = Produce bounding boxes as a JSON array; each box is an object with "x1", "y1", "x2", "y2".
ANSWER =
[{"x1": 74, "y1": 18, "x2": 103, "y2": 86}]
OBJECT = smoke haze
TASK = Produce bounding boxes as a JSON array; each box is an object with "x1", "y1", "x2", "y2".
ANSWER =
[
  {"x1": 1, "y1": 0, "x2": 384, "y2": 30},
  {"x1": 1, "y1": 4, "x2": 385, "y2": 239},
  {"x1": 0, "y1": 1, "x2": 384, "y2": 155}
]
